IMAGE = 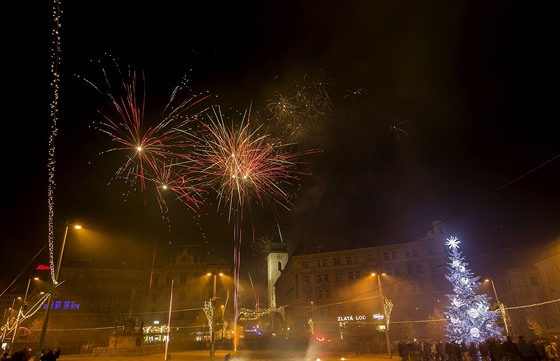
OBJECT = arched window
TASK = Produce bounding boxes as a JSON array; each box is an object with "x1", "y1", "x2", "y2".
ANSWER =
[{"x1": 277, "y1": 261, "x2": 282, "y2": 271}]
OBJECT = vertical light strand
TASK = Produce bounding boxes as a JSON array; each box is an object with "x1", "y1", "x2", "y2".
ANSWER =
[{"x1": 47, "y1": 0, "x2": 63, "y2": 283}]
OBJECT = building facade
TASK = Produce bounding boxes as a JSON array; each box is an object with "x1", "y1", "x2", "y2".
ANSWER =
[{"x1": 273, "y1": 221, "x2": 452, "y2": 350}]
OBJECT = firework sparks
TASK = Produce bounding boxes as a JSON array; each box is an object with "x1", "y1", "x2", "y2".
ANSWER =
[
  {"x1": 192, "y1": 105, "x2": 316, "y2": 220},
  {"x1": 267, "y1": 72, "x2": 332, "y2": 142},
  {"x1": 388, "y1": 116, "x2": 409, "y2": 141},
  {"x1": 188, "y1": 104, "x2": 319, "y2": 351},
  {"x1": 79, "y1": 56, "x2": 211, "y2": 214}
]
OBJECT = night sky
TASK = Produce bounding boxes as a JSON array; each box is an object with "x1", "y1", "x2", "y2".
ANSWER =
[{"x1": 2, "y1": 0, "x2": 558, "y2": 304}]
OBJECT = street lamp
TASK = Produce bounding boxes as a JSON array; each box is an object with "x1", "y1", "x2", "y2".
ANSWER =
[
  {"x1": 484, "y1": 278, "x2": 510, "y2": 335},
  {"x1": 207, "y1": 272, "x2": 223, "y2": 360},
  {"x1": 371, "y1": 272, "x2": 391, "y2": 359},
  {"x1": 9, "y1": 277, "x2": 39, "y2": 354},
  {"x1": 35, "y1": 223, "x2": 81, "y2": 361}
]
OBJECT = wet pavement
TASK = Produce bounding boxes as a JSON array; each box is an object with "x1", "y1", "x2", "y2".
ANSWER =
[{"x1": 57, "y1": 349, "x2": 390, "y2": 361}]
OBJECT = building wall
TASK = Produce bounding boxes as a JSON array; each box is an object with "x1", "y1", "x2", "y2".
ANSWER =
[
  {"x1": 145, "y1": 250, "x2": 232, "y2": 343},
  {"x1": 266, "y1": 242, "x2": 288, "y2": 310},
  {"x1": 55, "y1": 265, "x2": 149, "y2": 329},
  {"x1": 274, "y1": 221, "x2": 452, "y2": 342}
]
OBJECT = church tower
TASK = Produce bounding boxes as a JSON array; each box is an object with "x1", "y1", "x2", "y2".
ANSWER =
[{"x1": 266, "y1": 242, "x2": 288, "y2": 310}]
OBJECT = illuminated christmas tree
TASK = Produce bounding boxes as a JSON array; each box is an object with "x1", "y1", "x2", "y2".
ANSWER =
[{"x1": 444, "y1": 236, "x2": 503, "y2": 345}]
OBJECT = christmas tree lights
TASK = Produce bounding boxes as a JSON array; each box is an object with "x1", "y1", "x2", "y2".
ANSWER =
[{"x1": 444, "y1": 236, "x2": 503, "y2": 345}]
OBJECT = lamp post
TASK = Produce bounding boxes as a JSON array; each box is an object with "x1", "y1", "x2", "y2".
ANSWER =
[
  {"x1": 372, "y1": 273, "x2": 391, "y2": 359},
  {"x1": 220, "y1": 305, "x2": 225, "y2": 340},
  {"x1": 35, "y1": 223, "x2": 81, "y2": 361},
  {"x1": 207, "y1": 272, "x2": 223, "y2": 360},
  {"x1": 485, "y1": 278, "x2": 510, "y2": 335},
  {"x1": 9, "y1": 277, "x2": 39, "y2": 354}
]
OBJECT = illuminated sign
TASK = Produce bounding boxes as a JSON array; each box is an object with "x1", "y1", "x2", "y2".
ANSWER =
[
  {"x1": 336, "y1": 314, "x2": 386, "y2": 323},
  {"x1": 372, "y1": 313, "x2": 384, "y2": 320},
  {"x1": 36, "y1": 264, "x2": 51, "y2": 270},
  {"x1": 42, "y1": 300, "x2": 80, "y2": 310},
  {"x1": 337, "y1": 315, "x2": 367, "y2": 322}
]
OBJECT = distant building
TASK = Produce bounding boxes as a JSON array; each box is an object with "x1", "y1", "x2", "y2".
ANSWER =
[
  {"x1": 496, "y1": 236, "x2": 560, "y2": 338},
  {"x1": 4, "y1": 224, "x2": 558, "y2": 354},
  {"x1": 273, "y1": 220, "x2": 452, "y2": 350},
  {"x1": 144, "y1": 250, "x2": 232, "y2": 344}
]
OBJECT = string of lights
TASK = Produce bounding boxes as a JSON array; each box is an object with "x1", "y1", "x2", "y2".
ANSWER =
[{"x1": 505, "y1": 298, "x2": 560, "y2": 310}]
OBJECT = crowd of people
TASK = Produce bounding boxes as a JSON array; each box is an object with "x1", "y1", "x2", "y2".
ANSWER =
[
  {"x1": 0, "y1": 347, "x2": 60, "y2": 361},
  {"x1": 396, "y1": 337, "x2": 558, "y2": 361}
]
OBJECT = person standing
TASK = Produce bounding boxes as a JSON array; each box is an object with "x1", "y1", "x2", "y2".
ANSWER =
[
  {"x1": 39, "y1": 349, "x2": 57, "y2": 361},
  {"x1": 517, "y1": 336, "x2": 534, "y2": 361},
  {"x1": 504, "y1": 336, "x2": 520, "y2": 361}
]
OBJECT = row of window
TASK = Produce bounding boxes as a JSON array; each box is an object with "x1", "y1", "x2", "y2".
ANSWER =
[
  {"x1": 302, "y1": 279, "x2": 448, "y2": 301},
  {"x1": 301, "y1": 264, "x2": 438, "y2": 285},
  {"x1": 301, "y1": 248, "x2": 438, "y2": 269}
]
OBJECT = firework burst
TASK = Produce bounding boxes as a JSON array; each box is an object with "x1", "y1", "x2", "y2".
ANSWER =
[
  {"x1": 267, "y1": 71, "x2": 332, "y2": 142},
  {"x1": 188, "y1": 104, "x2": 318, "y2": 351},
  {"x1": 192, "y1": 105, "x2": 317, "y2": 221},
  {"x1": 79, "y1": 56, "x2": 211, "y2": 214}
]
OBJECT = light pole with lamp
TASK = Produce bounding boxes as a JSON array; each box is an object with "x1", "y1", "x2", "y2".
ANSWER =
[
  {"x1": 484, "y1": 278, "x2": 510, "y2": 335},
  {"x1": 207, "y1": 272, "x2": 223, "y2": 360},
  {"x1": 35, "y1": 223, "x2": 81, "y2": 361},
  {"x1": 9, "y1": 277, "x2": 39, "y2": 354},
  {"x1": 371, "y1": 272, "x2": 391, "y2": 359}
]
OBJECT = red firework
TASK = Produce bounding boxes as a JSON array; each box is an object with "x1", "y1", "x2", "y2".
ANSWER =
[
  {"x1": 191, "y1": 105, "x2": 317, "y2": 221},
  {"x1": 81, "y1": 56, "x2": 210, "y2": 211}
]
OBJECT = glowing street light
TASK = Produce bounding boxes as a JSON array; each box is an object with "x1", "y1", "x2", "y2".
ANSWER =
[
  {"x1": 484, "y1": 278, "x2": 510, "y2": 335},
  {"x1": 371, "y1": 272, "x2": 391, "y2": 359},
  {"x1": 35, "y1": 223, "x2": 81, "y2": 361}
]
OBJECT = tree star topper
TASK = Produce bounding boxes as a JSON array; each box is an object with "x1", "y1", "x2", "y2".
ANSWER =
[{"x1": 446, "y1": 236, "x2": 460, "y2": 249}]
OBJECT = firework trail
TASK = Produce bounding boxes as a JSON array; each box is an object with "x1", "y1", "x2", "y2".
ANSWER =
[
  {"x1": 78, "y1": 55, "x2": 211, "y2": 216},
  {"x1": 190, "y1": 104, "x2": 318, "y2": 350}
]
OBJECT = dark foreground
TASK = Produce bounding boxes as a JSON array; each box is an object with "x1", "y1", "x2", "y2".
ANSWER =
[{"x1": 58, "y1": 349, "x2": 388, "y2": 361}]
